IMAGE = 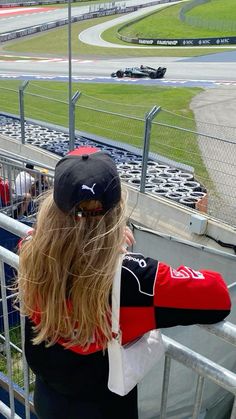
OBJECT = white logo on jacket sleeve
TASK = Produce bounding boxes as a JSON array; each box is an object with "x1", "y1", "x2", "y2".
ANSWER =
[
  {"x1": 170, "y1": 267, "x2": 204, "y2": 279},
  {"x1": 124, "y1": 254, "x2": 147, "y2": 268},
  {"x1": 81, "y1": 183, "x2": 96, "y2": 194}
]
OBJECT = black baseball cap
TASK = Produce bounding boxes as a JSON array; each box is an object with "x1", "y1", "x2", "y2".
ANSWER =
[{"x1": 53, "y1": 146, "x2": 121, "y2": 215}]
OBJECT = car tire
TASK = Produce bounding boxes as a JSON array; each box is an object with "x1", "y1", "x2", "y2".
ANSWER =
[
  {"x1": 116, "y1": 71, "x2": 124, "y2": 78},
  {"x1": 149, "y1": 72, "x2": 156, "y2": 79}
]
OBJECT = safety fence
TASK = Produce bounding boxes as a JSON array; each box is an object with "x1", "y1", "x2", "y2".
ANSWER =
[
  {"x1": 0, "y1": 214, "x2": 236, "y2": 418},
  {"x1": 1, "y1": 83, "x2": 236, "y2": 226},
  {"x1": 179, "y1": 0, "x2": 236, "y2": 32}
]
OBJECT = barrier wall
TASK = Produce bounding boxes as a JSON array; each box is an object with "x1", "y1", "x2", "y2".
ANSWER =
[
  {"x1": 119, "y1": 35, "x2": 236, "y2": 46},
  {"x1": 0, "y1": 0, "x2": 178, "y2": 43},
  {"x1": 0, "y1": 0, "x2": 83, "y2": 7}
]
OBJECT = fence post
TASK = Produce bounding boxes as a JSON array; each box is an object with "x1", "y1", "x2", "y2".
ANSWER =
[
  {"x1": 69, "y1": 91, "x2": 81, "y2": 151},
  {"x1": 140, "y1": 106, "x2": 161, "y2": 193},
  {"x1": 19, "y1": 81, "x2": 29, "y2": 145}
]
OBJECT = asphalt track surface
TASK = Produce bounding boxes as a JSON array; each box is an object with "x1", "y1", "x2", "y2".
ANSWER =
[
  {"x1": 0, "y1": 0, "x2": 168, "y2": 34},
  {"x1": 0, "y1": 3, "x2": 236, "y2": 86}
]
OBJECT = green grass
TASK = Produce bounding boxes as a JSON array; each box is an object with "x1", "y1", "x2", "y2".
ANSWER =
[
  {"x1": 3, "y1": 14, "x2": 231, "y2": 58},
  {"x1": 0, "y1": 325, "x2": 23, "y2": 386},
  {"x1": 0, "y1": 80, "x2": 210, "y2": 186},
  {"x1": 187, "y1": 0, "x2": 236, "y2": 22},
  {"x1": 0, "y1": 324, "x2": 35, "y2": 389},
  {"x1": 118, "y1": 1, "x2": 236, "y2": 38}
]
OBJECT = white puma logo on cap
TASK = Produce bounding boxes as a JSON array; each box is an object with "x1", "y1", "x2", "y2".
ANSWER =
[{"x1": 81, "y1": 183, "x2": 96, "y2": 195}]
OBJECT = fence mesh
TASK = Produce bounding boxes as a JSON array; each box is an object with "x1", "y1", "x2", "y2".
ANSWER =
[
  {"x1": 153, "y1": 110, "x2": 236, "y2": 226},
  {"x1": 179, "y1": 0, "x2": 236, "y2": 33},
  {"x1": 75, "y1": 103, "x2": 145, "y2": 150},
  {"x1": 1, "y1": 84, "x2": 236, "y2": 226}
]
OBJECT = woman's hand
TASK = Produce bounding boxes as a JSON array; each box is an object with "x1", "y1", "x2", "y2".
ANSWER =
[{"x1": 121, "y1": 226, "x2": 135, "y2": 253}]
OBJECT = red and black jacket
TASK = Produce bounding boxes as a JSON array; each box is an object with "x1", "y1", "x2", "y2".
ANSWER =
[{"x1": 25, "y1": 252, "x2": 231, "y2": 398}]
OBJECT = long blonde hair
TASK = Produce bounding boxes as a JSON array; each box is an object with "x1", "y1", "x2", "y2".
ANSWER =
[{"x1": 18, "y1": 190, "x2": 126, "y2": 350}]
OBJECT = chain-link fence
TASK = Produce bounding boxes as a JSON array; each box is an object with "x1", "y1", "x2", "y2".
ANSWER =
[
  {"x1": 1, "y1": 83, "x2": 236, "y2": 226},
  {"x1": 152, "y1": 111, "x2": 236, "y2": 226},
  {"x1": 179, "y1": 0, "x2": 236, "y2": 32}
]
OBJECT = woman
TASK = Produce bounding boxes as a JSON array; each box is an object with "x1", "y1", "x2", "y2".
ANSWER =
[{"x1": 18, "y1": 146, "x2": 231, "y2": 419}]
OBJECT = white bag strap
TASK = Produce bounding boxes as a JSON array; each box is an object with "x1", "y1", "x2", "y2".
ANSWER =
[{"x1": 111, "y1": 256, "x2": 123, "y2": 335}]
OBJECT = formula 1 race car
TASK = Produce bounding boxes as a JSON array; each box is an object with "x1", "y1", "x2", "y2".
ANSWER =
[{"x1": 111, "y1": 65, "x2": 167, "y2": 79}]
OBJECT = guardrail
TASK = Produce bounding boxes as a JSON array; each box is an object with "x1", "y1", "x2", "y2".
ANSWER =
[
  {"x1": 0, "y1": 0, "x2": 177, "y2": 43},
  {"x1": 161, "y1": 335, "x2": 236, "y2": 419},
  {"x1": 0, "y1": 0, "x2": 75, "y2": 6}
]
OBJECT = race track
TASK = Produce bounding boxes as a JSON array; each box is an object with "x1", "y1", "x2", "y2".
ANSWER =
[
  {"x1": 0, "y1": 0, "x2": 170, "y2": 34},
  {"x1": 0, "y1": 1, "x2": 236, "y2": 87}
]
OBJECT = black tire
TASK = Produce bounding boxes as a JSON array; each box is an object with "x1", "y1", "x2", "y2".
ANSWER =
[
  {"x1": 116, "y1": 70, "x2": 124, "y2": 78},
  {"x1": 156, "y1": 68, "x2": 166, "y2": 79},
  {"x1": 149, "y1": 72, "x2": 156, "y2": 79}
]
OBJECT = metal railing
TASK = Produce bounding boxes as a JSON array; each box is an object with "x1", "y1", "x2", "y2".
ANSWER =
[
  {"x1": 0, "y1": 214, "x2": 236, "y2": 418},
  {"x1": 0, "y1": 245, "x2": 31, "y2": 419},
  {"x1": 160, "y1": 334, "x2": 236, "y2": 419}
]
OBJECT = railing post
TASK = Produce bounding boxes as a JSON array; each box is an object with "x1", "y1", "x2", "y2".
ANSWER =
[
  {"x1": 160, "y1": 355, "x2": 171, "y2": 419},
  {"x1": 19, "y1": 81, "x2": 29, "y2": 145},
  {"x1": 192, "y1": 375, "x2": 205, "y2": 419},
  {"x1": 140, "y1": 106, "x2": 161, "y2": 193},
  {"x1": 69, "y1": 91, "x2": 81, "y2": 151},
  {"x1": 68, "y1": 0, "x2": 73, "y2": 152}
]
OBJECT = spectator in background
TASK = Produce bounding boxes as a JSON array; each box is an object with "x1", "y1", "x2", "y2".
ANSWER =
[
  {"x1": 32, "y1": 168, "x2": 50, "y2": 196},
  {"x1": 15, "y1": 163, "x2": 35, "y2": 217},
  {"x1": 15, "y1": 163, "x2": 35, "y2": 196},
  {"x1": 0, "y1": 175, "x2": 10, "y2": 208}
]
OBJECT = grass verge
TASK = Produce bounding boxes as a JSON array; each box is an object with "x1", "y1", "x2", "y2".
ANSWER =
[
  {"x1": 187, "y1": 0, "x2": 236, "y2": 22},
  {"x1": 2, "y1": 14, "x2": 232, "y2": 58},
  {"x1": 118, "y1": 2, "x2": 236, "y2": 38}
]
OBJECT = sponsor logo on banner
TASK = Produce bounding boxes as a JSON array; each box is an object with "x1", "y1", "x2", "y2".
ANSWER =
[
  {"x1": 183, "y1": 40, "x2": 193, "y2": 45},
  {"x1": 139, "y1": 39, "x2": 154, "y2": 45},
  {"x1": 155, "y1": 40, "x2": 178, "y2": 45}
]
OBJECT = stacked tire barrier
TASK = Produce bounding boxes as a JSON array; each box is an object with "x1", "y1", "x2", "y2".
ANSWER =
[
  {"x1": 117, "y1": 160, "x2": 207, "y2": 212},
  {"x1": 0, "y1": 114, "x2": 208, "y2": 213}
]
